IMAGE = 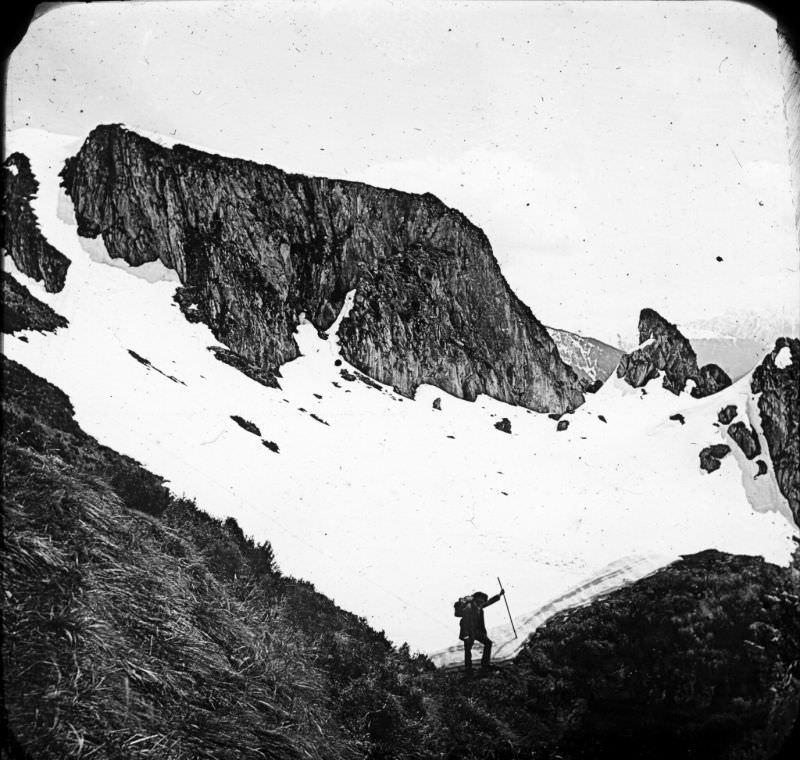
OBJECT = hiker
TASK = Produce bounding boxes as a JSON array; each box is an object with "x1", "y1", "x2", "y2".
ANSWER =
[{"x1": 455, "y1": 589, "x2": 504, "y2": 674}]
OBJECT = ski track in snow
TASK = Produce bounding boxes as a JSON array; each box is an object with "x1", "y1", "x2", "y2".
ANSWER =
[{"x1": 3, "y1": 128, "x2": 798, "y2": 657}]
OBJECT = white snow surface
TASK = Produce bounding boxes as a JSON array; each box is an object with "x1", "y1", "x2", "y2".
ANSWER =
[
  {"x1": 4, "y1": 127, "x2": 798, "y2": 656},
  {"x1": 774, "y1": 346, "x2": 793, "y2": 369}
]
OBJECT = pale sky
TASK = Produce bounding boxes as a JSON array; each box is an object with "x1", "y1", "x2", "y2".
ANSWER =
[{"x1": 7, "y1": 0, "x2": 799, "y2": 345}]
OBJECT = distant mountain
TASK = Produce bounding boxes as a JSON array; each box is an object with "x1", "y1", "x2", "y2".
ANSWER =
[
  {"x1": 679, "y1": 311, "x2": 800, "y2": 381},
  {"x1": 545, "y1": 326, "x2": 623, "y2": 392}
]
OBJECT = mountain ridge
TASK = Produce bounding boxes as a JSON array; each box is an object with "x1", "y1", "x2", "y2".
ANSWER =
[{"x1": 59, "y1": 123, "x2": 584, "y2": 413}]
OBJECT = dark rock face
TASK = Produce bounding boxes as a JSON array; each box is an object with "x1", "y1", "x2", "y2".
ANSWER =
[
  {"x1": 728, "y1": 421, "x2": 761, "y2": 460},
  {"x1": 755, "y1": 459, "x2": 768, "y2": 478},
  {"x1": 494, "y1": 417, "x2": 511, "y2": 434},
  {"x1": 617, "y1": 309, "x2": 731, "y2": 397},
  {"x1": 61, "y1": 124, "x2": 584, "y2": 414},
  {"x1": 718, "y1": 405, "x2": 738, "y2": 425},
  {"x1": 3, "y1": 153, "x2": 71, "y2": 292},
  {"x1": 2, "y1": 272, "x2": 68, "y2": 334},
  {"x1": 557, "y1": 419, "x2": 570, "y2": 432},
  {"x1": 751, "y1": 338, "x2": 799, "y2": 524},
  {"x1": 700, "y1": 444, "x2": 731, "y2": 473},
  {"x1": 432, "y1": 397, "x2": 442, "y2": 411},
  {"x1": 693, "y1": 363, "x2": 732, "y2": 398}
]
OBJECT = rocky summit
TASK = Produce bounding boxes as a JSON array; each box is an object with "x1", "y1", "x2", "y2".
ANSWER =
[
  {"x1": 616, "y1": 308, "x2": 732, "y2": 398},
  {"x1": 60, "y1": 124, "x2": 584, "y2": 413}
]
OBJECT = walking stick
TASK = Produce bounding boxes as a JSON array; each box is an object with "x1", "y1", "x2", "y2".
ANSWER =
[{"x1": 497, "y1": 577, "x2": 517, "y2": 639}]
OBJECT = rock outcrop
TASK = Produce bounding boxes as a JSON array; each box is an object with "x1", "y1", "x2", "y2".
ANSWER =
[
  {"x1": 718, "y1": 405, "x2": 738, "y2": 425},
  {"x1": 616, "y1": 309, "x2": 732, "y2": 398},
  {"x1": 700, "y1": 444, "x2": 731, "y2": 473},
  {"x1": 2, "y1": 272, "x2": 68, "y2": 334},
  {"x1": 727, "y1": 421, "x2": 761, "y2": 460},
  {"x1": 751, "y1": 338, "x2": 799, "y2": 524},
  {"x1": 60, "y1": 124, "x2": 584, "y2": 413},
  {"x1": 3, "y1": 153, "x2": 71, "y2": 292}
]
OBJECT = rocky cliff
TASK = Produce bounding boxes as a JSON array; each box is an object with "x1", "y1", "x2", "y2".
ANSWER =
[
  {"x1": 617, "y1": 308, "x2": 731, "y2": 398},
  {"x1": 751, "y1": 338, "x2": 799, "y2": 526},
  {"x1": 60, "y1": 124, "x2": 583, "y2": 413},
  {"x1": 3, "y1": 153, "x2": 71, "y2": 292}
]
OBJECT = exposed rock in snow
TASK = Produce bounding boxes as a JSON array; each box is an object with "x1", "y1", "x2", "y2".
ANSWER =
[
  {"x1": 727, "y1": 421, "x2": 761, "y2": 460},
  {"x1": 61, "y1": 124, "x2": 583, "y2": 414},
  {"x1": 700, "y1": 444, "x2": 731, "y2": 473},
  {"x1": 230, "y1": 415, "x2": 261, "y2": 436},
  {"x1": 494, "y1": 417, "x2": 511, "y2": 434},
  {"x1": 432, "y1": 397, "x2": 442, "y2": 411},
  {"x1": 751, "y1": 338, "x2": 800, "y2": 525},
  {"x1": 556, "y1": 419, "x2": 570, "y2": 432},
  {"x1": 3, "y1": 153, "x2": 71, "y2": 292},
  {"x1": 617, "y1": 308, "x2": 731, "y2": 398},
  {"x1": 718, "y1": 404, "x2": 738, "y2": 425}
]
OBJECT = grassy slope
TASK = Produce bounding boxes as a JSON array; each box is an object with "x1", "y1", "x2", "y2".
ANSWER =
[{"x1": 3, "y1": 346, "x2": 799, "y2": 759}]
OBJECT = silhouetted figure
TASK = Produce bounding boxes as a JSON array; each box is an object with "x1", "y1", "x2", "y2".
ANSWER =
[{"x1": 455, "y1": 590, "x2": 503, "y2": 675}]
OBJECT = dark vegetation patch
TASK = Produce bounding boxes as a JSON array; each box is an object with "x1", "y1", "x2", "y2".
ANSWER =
[
  {"x1": 2, "y1": 271, "x2": 69, "y2": 334},
  {"x1": 208, "y1": 345, "x2": 281, "y2": 389},
  {"x1": 128, "y1": 349, "x2": 186, "y2": 385},
  {"x1": 700, "y1": 444, "x2": 731, "y2": 473},
  {"x1": 669, "y1": 413, "x2": 685, "y2": 424},
  {"x1": 262, "y1": 439, "x2": 280, "y2": 453},
  {"x1": 230, "y1": 414, "x2": 261, "y2": 436}
]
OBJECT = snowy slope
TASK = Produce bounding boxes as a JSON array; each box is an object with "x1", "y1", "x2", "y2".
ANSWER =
[
  {"x1": 3, "y1": 128, "x2": 797, "y2": 658},
  {"x1": 545, "y1": 326, "x2": 623, "y2": 386}
]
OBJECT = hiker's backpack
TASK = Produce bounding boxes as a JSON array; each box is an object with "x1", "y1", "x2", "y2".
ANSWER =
[{"x1": 453, "y1": 595, "x2": 473, "y2": 617}]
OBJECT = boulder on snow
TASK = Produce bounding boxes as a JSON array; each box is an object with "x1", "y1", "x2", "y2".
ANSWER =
[
  {"x1": 556, "y1": 419, "x2": 570, "y2": 432},
  {"x1": 262, "y1": 439, "x2": 280, "y2": 453},
  {"x1": 669, "y1": 413, "x2": 685, "y2": 425},
  {"x1": 755, "y1": 459, "x2": 768, "y2": 478},
  {"x1": 432, "y1": 397, "x2": 442, "y2": 411},
  {"x1": 691, "y1": 363, "x2": 732, "y2": 398},
  {"x1": 727, "y1": 421, "x2": 761, "y2": 460},
  {"x1": 230, "y1": 415, "x2": 261, "y2": 437},
  {"x1": 718, "y1": 405, "x2": 738, "y2": 425},
  {"x1": 699, "y1": 444, "x2": 731, "y2": 473},
  {"x1": 494, "y1": 417, "x2": 511, "y2": 434}
]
